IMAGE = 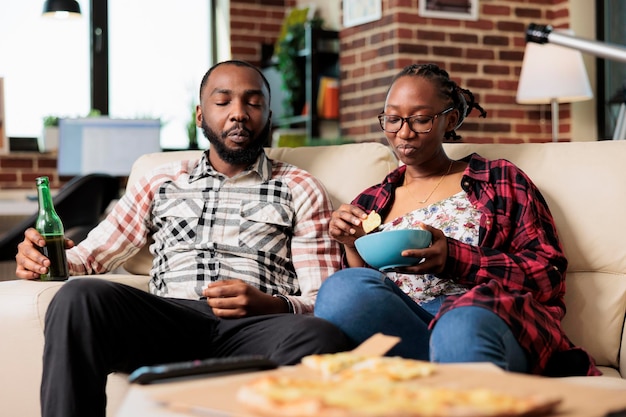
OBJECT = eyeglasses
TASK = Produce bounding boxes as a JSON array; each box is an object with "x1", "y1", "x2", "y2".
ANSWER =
[{"x1": 377, "y1": 107, "x2": 454, "y2": 134}]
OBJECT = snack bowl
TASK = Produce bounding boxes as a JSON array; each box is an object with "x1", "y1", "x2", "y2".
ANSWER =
[{"x1": 355, "y1": 229, "x2": 432, "y2": 271}]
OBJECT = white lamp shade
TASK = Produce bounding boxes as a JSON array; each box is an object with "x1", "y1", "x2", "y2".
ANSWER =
[{"x1": 516, "y1": 31, "x2": 593, "y2": 104}]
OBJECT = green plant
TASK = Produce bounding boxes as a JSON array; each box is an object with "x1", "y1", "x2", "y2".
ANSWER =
[
  {"x1": 275, "y1": 17, "x2": 323, "y2": 116},
  {"x1": 187, "y1": 102, "x2": 198, "y2": 149},
  {"x1": 43, "y1": 109, "x2": 102, "y2": 128},
  {"x1": 43, "y1": 116, "x2": 60, "y2": 128}
]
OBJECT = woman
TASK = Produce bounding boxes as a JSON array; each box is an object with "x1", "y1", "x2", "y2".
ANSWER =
[{"x1": 315, "y1": 63, "x2": 599, "y2": 377}]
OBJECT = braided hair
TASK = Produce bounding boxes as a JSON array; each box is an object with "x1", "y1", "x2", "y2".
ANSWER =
[{"x1": 389, "y1": 63, "x2": 487, "y2": 140}]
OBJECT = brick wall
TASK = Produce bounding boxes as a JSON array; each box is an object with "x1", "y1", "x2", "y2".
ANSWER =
[
  {"x1": 340, "y1": 0, "x2": 573, "y2": 144},
  {"x1": 230, "y1": 0, "x2": 575, "y2": 144},
  {"x1": 0, "y1": 153, "x2": 68, "y2": 190},
  {"x1": 230, "y1": 0, "x2": 296, "y2": 66}
]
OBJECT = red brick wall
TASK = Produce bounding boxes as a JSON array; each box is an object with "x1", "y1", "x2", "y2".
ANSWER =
[
  {"x1": 229, "y1": 0, "x2": 575, "y2": 144},
  {"x1": 230, "y1": 0, "x2": 296, "y2": 65},
  {"x1": 0, "y1": 153, "x2": 67, "y2": 190},
  {"x1": 340, "y1": 0, "x2": 573, "y2": 144}
]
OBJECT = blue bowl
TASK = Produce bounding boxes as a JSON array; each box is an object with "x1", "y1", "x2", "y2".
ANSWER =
[{"x1": 355, "y1": 229, "x2": 432, "y2": 271}]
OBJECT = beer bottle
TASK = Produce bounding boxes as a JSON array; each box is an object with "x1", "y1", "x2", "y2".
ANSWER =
[{"x1": 35, "y1": 176, "x2": 69, "y2": 281}]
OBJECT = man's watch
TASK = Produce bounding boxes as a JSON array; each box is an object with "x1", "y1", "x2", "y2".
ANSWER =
[{"x1": 273, "y1": 294, "x2": 294, "y2": 314}]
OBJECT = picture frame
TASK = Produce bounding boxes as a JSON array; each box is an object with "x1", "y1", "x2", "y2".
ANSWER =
[
  {"x1": 343, "y1": 0, "x2": 382, "y2": 28},
  {"x1": 418, "y1": 0, "x2": 479, "y2": 21}
]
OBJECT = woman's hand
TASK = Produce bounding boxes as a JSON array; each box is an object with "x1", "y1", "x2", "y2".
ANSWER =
[
  {"x1": 328, "y1": 204, "x2": 372, "y2": 268},
  {"x1": 15, "y1": 228, "x2": 75, "y2": 280},
  {"x1": 328, "y1": 204, "x2": 369, "y2": 247},
  {"x1": 395, "y1": 223, "x2": 449, "y2": 275}
]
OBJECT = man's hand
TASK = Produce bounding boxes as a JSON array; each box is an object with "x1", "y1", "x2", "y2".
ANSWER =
[
  {"x1": 15, "y1": 228, "x2": 74, "y2": 280},
  {"x1": 202, "y1": 279, "x2": 288, "y2": 318}
]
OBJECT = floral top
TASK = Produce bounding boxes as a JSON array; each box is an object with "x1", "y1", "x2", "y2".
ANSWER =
[{"x1": 382, "y1": 191, "x2": 481, "y2": 304}]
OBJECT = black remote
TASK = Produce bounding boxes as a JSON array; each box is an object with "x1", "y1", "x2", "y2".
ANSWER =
[{"x1": 128, "y1": 354, "x2": 278, "y2": 384}]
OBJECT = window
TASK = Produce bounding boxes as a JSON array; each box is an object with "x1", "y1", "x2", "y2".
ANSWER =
[
  {"x1": 0, "y1": 0, "x2": 222, "y2": 150},
  {"x1": 108, "y1": 0, "x2": 212, "y2": 149},
  {"x1": 0, "y1": 1, "x2": 90, "y2": 139},
  {"x1": 597, "y1": 0, "x2": 626, "y2": 139}
]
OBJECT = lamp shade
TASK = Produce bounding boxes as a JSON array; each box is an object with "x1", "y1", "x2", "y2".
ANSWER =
[
  {"x1": 516, "y1": 31, "x2": 592, "y2": 104},
  {"x1": 42, "y1": 0, "x2": 81, "y2": 18}
]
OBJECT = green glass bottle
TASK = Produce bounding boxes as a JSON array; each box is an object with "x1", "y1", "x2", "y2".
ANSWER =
[{"x1": 35, "y1": 176, "x2": 69, "y2": 281}]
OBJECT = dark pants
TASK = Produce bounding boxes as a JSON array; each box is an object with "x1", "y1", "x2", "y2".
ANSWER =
[{"x1": 41, "y1": 278, "x2": 351, "y2": 417}]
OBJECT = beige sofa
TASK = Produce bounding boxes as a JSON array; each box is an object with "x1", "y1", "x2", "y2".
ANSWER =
[{"x1": 1, "y1": 141, "x2": 625, "y2": 417}]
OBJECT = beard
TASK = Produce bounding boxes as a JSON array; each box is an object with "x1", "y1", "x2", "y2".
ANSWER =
[{"x1": 201, "y1": 118, "x2": 271, "y2": 166}]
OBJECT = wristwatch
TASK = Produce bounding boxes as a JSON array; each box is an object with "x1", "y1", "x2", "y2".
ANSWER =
[{"x1": 273, "y1": 294, "x2": 295, "y2": 314}]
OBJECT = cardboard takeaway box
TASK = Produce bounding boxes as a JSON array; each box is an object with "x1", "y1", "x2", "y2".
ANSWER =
[{"x1": 130, "y1": 334, "x2": 626, "y2": 417}]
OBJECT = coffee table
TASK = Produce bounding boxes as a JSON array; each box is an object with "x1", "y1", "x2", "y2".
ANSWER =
[{"x1": 115, "y1": 363, "x2": 626, "y2": 417}]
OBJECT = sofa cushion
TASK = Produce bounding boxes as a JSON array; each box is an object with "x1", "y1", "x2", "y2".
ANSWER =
[
  {"x1": 562, "y1": 271, "x2": 626, "y2": 369},
  {"x1": 122, "y1": 143, "x2": 398, "y2": 276}
]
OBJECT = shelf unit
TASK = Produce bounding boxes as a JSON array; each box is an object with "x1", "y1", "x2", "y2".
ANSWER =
[{"x1": 274, "y1": 25, "x2": 339, "y2": 139}]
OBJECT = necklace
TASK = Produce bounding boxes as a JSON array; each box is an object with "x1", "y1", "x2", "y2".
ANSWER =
[{"x1": 406, "y1": 159, "x2": 455, "y2": 204}]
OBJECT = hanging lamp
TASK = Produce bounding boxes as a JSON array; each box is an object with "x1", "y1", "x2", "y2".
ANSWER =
[{"x1": 42, "y1": 0, "x2": 82, "y2": 18}]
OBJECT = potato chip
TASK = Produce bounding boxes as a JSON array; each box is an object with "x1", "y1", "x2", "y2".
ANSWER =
[{"x1": 362, "y1": 211, "x2": 382, "y2": 234}]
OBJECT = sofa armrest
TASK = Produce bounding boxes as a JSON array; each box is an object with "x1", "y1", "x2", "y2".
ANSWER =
[
  {"x1": 0, "y1": 280, "x2": 64, "y2": 416},
  {"x1": 0, "y1": 275, "x2": 150, "y2": 417}
]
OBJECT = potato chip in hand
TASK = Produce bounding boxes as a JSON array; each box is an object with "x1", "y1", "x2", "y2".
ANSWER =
[{"x1": 362, "y1": 211, "x2": 382, "y2": 234}]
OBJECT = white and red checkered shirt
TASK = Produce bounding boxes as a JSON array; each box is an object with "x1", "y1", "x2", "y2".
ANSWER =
[{"x1": 66, "y1": 150, "x2": 340, "y2": 314}]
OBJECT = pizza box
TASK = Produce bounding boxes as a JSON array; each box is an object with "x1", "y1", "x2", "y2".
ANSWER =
[{"x1": 141, "y1": 334, "x2": 626, "y2": 417}]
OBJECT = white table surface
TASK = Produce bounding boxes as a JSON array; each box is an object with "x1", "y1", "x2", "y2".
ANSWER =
[
  {"x1": 115, "y1": 373, "x2": 252, "y2": 417},
  {"x1": 0, "y1": 190, "x2": 38, "y2": 216}
]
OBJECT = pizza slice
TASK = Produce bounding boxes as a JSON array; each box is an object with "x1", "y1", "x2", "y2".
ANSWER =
[
  {"x1": 301, "y1": 352, "x2": 436, "y2": 381},
  {"x1": 237, "y1": 375, "x2": 561, "y2": 417}
]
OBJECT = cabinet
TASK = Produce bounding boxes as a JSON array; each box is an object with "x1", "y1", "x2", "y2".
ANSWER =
[{"x1": 266, "y1": 25, "x2": 339, "y2": 140}]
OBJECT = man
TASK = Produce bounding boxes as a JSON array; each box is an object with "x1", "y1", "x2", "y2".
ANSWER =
[{"x1": 16, "y1": 60, "x2": 350, "y2": 417}]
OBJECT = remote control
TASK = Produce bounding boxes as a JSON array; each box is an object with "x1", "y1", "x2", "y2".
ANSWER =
[{"x1": 128, "y1": 354, "x2": 278, "y2": 384}]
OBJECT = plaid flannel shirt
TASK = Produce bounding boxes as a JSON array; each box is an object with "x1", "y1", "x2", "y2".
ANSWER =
[
  {"x1": 350, "y1": 153, "x2": 599, "y2": 376},
  {"x1": 66, "y1": 150, "x2": 340, "y2": 314}
]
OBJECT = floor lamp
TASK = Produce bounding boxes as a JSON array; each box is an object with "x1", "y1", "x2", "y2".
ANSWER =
[
  {"x1": 516, "y1": 30, "x2": 593, "y2": 142},
  {"x1": 525, "y1": 23, "x2": 626, "y2": 141}
]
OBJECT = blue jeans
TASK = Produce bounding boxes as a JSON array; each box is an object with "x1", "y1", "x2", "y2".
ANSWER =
[{"x1": 315, "y1": 268, "x2": 529, "y2": 372}]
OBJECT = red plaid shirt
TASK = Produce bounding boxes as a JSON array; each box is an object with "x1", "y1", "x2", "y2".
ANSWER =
[{"x1": 350, "y1": 153, "x2": 600, "y2": 377}]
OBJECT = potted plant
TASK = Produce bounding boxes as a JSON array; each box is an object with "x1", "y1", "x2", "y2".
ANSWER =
[
  {"x1": 40, "y1": 110, "x2": 103, "y2": 153},
  {"x1": 187, "y1": 102, "x2": 199, "y2": 150},
  {"x1": 40, "y1": 115, "x2": 60, "y2": 153},
  {"x1": 275, "y1": 17, "x2": 324, "y2": 116}
]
